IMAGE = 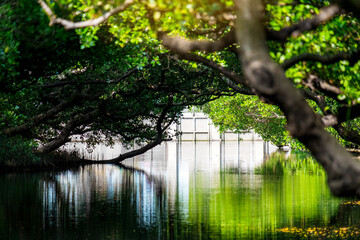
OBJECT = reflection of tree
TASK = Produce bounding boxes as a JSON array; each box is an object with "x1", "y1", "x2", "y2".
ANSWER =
[
  {"x1": 1, "y1": 165, "x2": 358, "y2": 239},
  {"x1": 330, "y1": 202, "x2": 360, "y2": 226},
  {"x1": 183, "y1": 174, "x2": 341, "y2": 239},
  {"x1": 0, "y1": 174, "x2": 45, "y2": 238}
]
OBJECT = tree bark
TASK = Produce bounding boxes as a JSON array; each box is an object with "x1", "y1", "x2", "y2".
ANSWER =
[{"x1": 234, "y1": 0, "x2": 360, "y2": 197}]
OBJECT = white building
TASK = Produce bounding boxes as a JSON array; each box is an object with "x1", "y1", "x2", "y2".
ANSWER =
[
  {"x1": 61, "y1": 110, "x2": 275, "y2": 160},
  {"x1": 176, "y1": 109, "x2": 262, "y2": 141}
]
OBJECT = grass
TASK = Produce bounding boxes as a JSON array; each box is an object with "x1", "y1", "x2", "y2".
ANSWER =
[{"x1": 255, "y1": 150, "x2": 325, "y2": 175}]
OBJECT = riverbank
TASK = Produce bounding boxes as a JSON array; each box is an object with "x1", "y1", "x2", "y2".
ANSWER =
[
  {"x1": 0, "y1": 150, "x2": 96, "y2": 173},
  {"x1": 1, "y1": 138, "x2": 360, "y2": 174}
]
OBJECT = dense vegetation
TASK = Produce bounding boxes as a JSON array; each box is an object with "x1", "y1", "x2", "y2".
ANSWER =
[
  {"x1": 1, "y1": 0, "x2": 231, "y2": 164},
  {"x1": 2, "y1": 0, "x2": 360, "y2": 196},
  {"x1": 255, "y1": 150, "x2": 324, "y2": 175}
]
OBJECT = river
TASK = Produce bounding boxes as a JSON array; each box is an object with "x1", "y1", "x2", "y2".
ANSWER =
[{"x1": 0, "y1": 141, "x2": 359, "y2": 239}]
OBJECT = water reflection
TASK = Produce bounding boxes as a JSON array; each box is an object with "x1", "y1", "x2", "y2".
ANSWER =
[
  {"x1": 123, "y1": 141, "x2": 277, "y2": 176},
  {"x1": 0, "y1": 141, "x2": 357, "y2": 239}
]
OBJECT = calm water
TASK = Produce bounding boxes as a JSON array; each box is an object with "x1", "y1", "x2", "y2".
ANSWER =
[{"x1": 0, "y1": 141, "x2": 359, "y2": 239}]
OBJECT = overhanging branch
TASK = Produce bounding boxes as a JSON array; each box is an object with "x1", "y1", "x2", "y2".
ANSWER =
[
  {"x1": 282, "y1": 48, "x2": 360, "y2": 69},
  {"x1": 38, "y1": 0, "x2": 134, "y2": 30},
  {"x1": 91, "y1": 97, "x2": 175, "y2": 163},
  {"x1": 267, "y1": 5, "x2": 341, "y2": 41},
  {"x1": 2, "y1": 92, "x2": 82, "y2": 137},
  {"x1": 41, "y1": 66, "x2": 143, "y2": 88},
  {"x1": 158, "y1": 31, "x2": 235, "y2": 53},
  {"x1": 38, "y1": 108, "x2": 100, "y2": 154}
]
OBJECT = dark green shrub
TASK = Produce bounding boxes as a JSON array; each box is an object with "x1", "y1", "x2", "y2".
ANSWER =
[{"x1": 0, "y1": 135, "x2": 40, "y2": 167}]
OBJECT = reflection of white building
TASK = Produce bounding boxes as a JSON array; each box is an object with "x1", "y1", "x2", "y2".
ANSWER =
[{"x1": 44, "y1": 138, "x2": 278, "y2": 229}]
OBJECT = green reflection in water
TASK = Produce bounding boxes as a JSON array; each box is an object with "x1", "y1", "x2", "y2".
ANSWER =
[
  {"x1": 0, "y1": 165, "x2": 358, "y2": 240},
  {"x1": 183, "y1": 172, "x2": 342, "y2": 239}
]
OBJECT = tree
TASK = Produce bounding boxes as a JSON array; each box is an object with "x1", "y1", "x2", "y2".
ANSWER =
[
  {"x1": 3, "y1": 0, "x2": 360, "y2": 196},
  {"x1": 202, "y1": 94, "x2": 293, "y2": 148},
  {"x1": 202, "y1": 0, "x2": 360, "y2": 150},
  {"x1": 0, "y1": 0, "x2": 232, "y2": 162}
]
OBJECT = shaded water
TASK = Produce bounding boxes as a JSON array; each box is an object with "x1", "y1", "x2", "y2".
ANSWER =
[{"x1": 0, "y1": 141, "x2": 359, "y2": 239}]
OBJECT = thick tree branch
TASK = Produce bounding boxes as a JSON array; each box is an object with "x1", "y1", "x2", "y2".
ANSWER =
[
  {"x1": 302, "y1": 89, "x2": 360, "y2": 145},
  {"x1": 235, "y1": 0, "x2": 360, "y2": 197},
  {"x1": 38, "y1": 109, "x2": 100, "y2": 154},
  {"x1": 267, "y1": 5, "x2": 341, "y2": 41},
  {"x1": 2, "y1": 92, "x2": 81, "y2": 137},
  {"x1": 158, "y1": 31, "x2": 235, "y2": 53},
  {"x1": 38, "y1": 0, "x2": 134, "y2": 30},
  {"x1": 159, "y1": 5, "x2": 341, "y2": 52},
  {"x1": 166, "y1": 51, "x2": 247, "y2": 89},
  {"x1": 301, "y1": 89, "x2": 339, "y2": 127},
  {"x1": 301, "y1": 89, "x2": 328, "y2": 112},
  {"x1": 178, "y1": 53, "x2": 252, "y2": 94},
  {"x1": 302, "y1": 88, "x2": 360, "y2": 131},
  {"x1": 92, "y1": 98, "x2": 175, "y2": 163},
  {"x1": 158, "y1": 4, "x2": 340, "y2": 56},
  {"x1": 157, "y1": 36, "x2": 250, "y2": 93},
  {"x1": 282, "y1": 49, "x2": 360, "y2": 69}
]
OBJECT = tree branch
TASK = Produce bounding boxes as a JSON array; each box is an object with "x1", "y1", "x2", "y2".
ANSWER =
[
  {"x1": 41, "y1": 66, "x2": 142, "y2": 88},
  {"x1": 303, "y1": 74, "x2": 343, "y2": 99},
  {"x1": 282, "y1": 48, "x2": 360, "y2": 69},
  {"x1": 235, "y1": 0, "x2": 360, "y2": 197},
  {"x1": 158, "y1": 31, "x2": 235, "y2": 53},
  {"x1": 169, "y1": 52, "x2": 246, "y2": 86},
  {"x1": 91, "y1": 98, "x2": 175, "y2": 163},
  {"x1": 1, "y1": 92, "x2": 82, "y2": 137},
  {"x1": 38, "y1": 0, "x2": 134, "y2": 30},
  {"x1": 38, "y1": 109, "x2": 100, "y2": 154},
  {"x1": 158, "y1": 5, "x2": 340, "y2": 54},
  {"x1": 300, "y1": 89, "x2": 340, "y2": 127},
  {"x1": 267, "y1": 5, "x2": 341, "y2": 41}
]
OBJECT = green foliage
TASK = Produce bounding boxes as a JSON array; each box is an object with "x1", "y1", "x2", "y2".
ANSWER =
[
  {"x1": 267, "y1": 2, "x2": 360, "y2": 103},
  {"x1": 0, "y1": 0, "x2": 231, "y2": 156},
  {"x1": 0, "y1": 3, "x2": 19, "y2": 81},
  {"x1": 3, "y1": 0, "x2": 360, "y2": 164},
  {"x1": 203, "y1": 95, "x2": 298, "y2": 147},
  {"x1": 0, "y1": 135, "x2": 40, "y2": 167},
  {"x1": 256, "y1": 150, "x2": 324, "y2": 175}
]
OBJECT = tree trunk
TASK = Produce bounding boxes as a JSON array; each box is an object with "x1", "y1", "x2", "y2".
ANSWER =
[{"x1": 234, "y1": 0, "x2": 360, "y2": 197}]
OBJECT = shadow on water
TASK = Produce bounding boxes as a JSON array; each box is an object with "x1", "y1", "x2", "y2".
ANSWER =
[{"x1": 0, "y1": 141, "x2": 359, "y2": 239}]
